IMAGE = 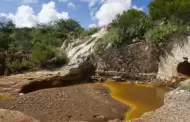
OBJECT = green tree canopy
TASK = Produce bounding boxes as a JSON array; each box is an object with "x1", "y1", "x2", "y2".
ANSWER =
[
  {"x1": 111, "y1": 9, "x2": 153, "y2": 39},
  {"x1": 149, "y1": 0, "x2": 190, "y2": 23}
]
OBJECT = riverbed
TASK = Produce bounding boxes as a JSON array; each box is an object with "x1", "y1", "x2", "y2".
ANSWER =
[{"x1": 0, "y1": 82, "x2": 169, "y2": 121}]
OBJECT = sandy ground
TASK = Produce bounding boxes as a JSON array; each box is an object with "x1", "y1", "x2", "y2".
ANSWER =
[{"x1": 0, "y1": 84, "x2": 128, "y2": 122}]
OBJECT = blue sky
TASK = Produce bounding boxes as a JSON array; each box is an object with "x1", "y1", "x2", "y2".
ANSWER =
[{"x1": 0, "y1": 0, "x2": 152, "y2": 28}]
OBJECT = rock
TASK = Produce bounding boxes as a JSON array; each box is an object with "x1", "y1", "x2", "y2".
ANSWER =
[
  {"x1": 91, "y1": 42, "x2": 158, "y2": 81},
  {"x1": 108, "y1": 119, "x2": 121, "y2": 122},
  {"x1": 157, "y1": 36, "x2": 190, "y2": 81},
  {"x1": 128, "y1": 89, "x2": 190, "y2": 122},
  {"x1": 0, "y1": 59, "x2": 95, "y2": 95},
  {"x1": 19, "y1": 93, "x2": 24, "y2": 96},
  {"x1": 179, "y1": 79, "x2": 190, "y2": 86},
  {"x1": 0, "y1": 109, "x2": 40, "y2": 122}
]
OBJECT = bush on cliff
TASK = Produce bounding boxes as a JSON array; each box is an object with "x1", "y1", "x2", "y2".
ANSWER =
[
  {"x1": 112, "y1": 9, "x2": 153, "y2": 39},
  {"x1": 149, "y1": 0, "x2": 190, "y2": 23},
  {"x1": 95, "y1": 28, "x2": 123, "y2": 54},
  {"x1": 80, "y1": 27, "x2": 99, "y2": 38},
  {"x1": 145, "y1": 22, "x2": 179, "y2": 46}
]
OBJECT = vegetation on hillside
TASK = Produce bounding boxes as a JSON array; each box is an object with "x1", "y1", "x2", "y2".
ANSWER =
[
  {"x1": 1, "y1": 0, "x2": 190, "y2": 75},
  {"x1": 0, "y1": 18, "x2": 96, "y2": 75},
  {"x1": 95, "y1": 0, "x2": 190, "y2": 53}
]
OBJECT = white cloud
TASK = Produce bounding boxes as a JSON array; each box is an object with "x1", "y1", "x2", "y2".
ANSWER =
[
  {"x1": 132, "y1": 5, "x2": 144, "y2": 11},
  {"x1": 95, "y1": 0, "x2": 132, "y2": 26},
  {"x1": 38, "y1": 1, "x2": 69, "y2": 24},
  {"x1": 88, "y1": 23, "x2": 97, "y2": 28},
  {"x1": 0, "y1": 1, "x2": 69, "y2": 27},
  {"x1": 68, "y1": 2, "x2": 76, "y2": 9},
  {"x1": 80, "y1": 0, "x2": 105, "y2": 7}
]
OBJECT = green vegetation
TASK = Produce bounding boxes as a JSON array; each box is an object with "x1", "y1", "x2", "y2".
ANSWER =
[
  {"x1": 95, "y1": 0, "x2": 190, "y2": 53},
  {"x1": 95, "y1": 28, "x2": 123, "y2": 53},
  {"x1": 0, "y1": 18, "x2": 89, "y2": 75},
  {"x1": 1, "y1": 0, "x2": 190, "y2": 74},
  {"x1": 149, "y1": 0, "x2": 190, "y2": 23},
  {"x1": 145, "y1": 22, "x2": 180, "y2": 46},
  {"x1": 179, "y1": 84, "x2": 190, "y2": 92},
  {"x1": 80, "y1": 27, "x2": 99, "y2": 38}
]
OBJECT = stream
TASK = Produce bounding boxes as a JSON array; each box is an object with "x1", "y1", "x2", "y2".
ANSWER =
[{"x1": 104, "y1": 81, "x2": 170, "y2": 120}]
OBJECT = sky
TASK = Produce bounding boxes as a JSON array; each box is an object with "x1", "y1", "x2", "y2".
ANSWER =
[{"x1": 0, "y1": 0, "x2": 152, "y2": 28}]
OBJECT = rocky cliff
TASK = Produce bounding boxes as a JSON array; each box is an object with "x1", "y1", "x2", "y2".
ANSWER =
[
  {"x1": 157, "y1": 36, "x2": 190, "y2": 81},
  {"x1": 90, "y1": 42, "x2": 158, "y2": 81}
]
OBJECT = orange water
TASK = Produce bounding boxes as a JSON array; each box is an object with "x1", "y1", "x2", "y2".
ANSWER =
[{"x1": 104, "y1": 81, "x2": 169, "y2": 120}]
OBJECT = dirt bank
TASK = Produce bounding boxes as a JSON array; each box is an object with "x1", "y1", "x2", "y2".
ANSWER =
[{"x1": 0, "y1": 84, "x2": 128, "y2": 122}]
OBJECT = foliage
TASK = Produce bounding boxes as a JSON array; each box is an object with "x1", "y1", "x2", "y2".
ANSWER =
[
  {"x1": 149, "y1": 0, "x2": 190, "y2": 23},
  {"x1": 144, "y1": 22, "x2": 182, "y2": 46},
  {"x1": 32, "y1": 42, "x2": 56, "y2": 67},
  {"x1": 95, "y1": 28, "x2": 123, "y2": 53},
  {"x1": 6, "y1": 59, "x2": 35, "y2": 73},
  {"x1": 0, "y1": 21, "x2": 15, "y2": 50},
  {"x1": 8, "y1": 28, "x2": 33, "y2": 52},
  {"x1": 112, "y1": 9, "x2": 153, "y2": 39},
  {"x1": 54, "y1": 51, "x2": 68, "y2": 67},
  {"x1": 80, "y1": 27, "x2": 99, "y2": 38},
  {"x1": 32, "y1": 42, "x2": 68, "y2": 68}
]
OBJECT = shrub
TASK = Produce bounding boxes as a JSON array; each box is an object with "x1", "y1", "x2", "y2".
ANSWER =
[
  {"x1": 32, "y1": 42, "x2": 68, "y2": 68},
  {"x1": 54, "y1": 51, "x2": 68, "y2": 67},
  {"x1": 32, "y1": 42, "x2": 56, "y2": 67},
  {"x1": 6, "y1": 59, "x2": 35, "y2": 73},
  {"x1": 80, "y1": 27, "x2": 99, "y2": 38},
  {"x1": 95, "y1": 28, "x2": 123, "y2": 53},
  {"x1": 144, "y1": 22, "x2": 180, "y2": 46},
  {"x1": 149, "y1": 0, "x2": 190, "y2": 23},
  {"x1": 112, "y1": 9, "x2": 153, "y2": 39}
]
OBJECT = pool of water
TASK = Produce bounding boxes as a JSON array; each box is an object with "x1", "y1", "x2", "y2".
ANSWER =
[{"x1": 104, "y1": 81, "x2": 170, "y2": 120}]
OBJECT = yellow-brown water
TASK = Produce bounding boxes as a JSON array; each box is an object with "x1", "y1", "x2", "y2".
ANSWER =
[{"x1": 104, "y1": 81, "x2": 170, "y2": 120}]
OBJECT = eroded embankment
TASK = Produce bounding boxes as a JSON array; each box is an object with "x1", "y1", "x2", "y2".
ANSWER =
[{"x1": 104, "y1": 81, "x2": 170, "y2": 120}]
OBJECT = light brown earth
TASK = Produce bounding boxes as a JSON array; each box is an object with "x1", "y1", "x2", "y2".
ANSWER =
[
  {"x1": 0, "y1": 109, "x2": 40, "y2": 122},
  {"x1": 0, "y1": 84, "x2": 128, "y2": 122}
]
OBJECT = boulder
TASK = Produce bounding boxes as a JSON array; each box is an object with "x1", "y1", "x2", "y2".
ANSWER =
[{"x1": 0, "y1": 109, "x2": 40, "y2": 122}]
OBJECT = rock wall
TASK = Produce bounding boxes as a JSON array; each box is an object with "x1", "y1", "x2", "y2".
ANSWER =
[
  {"x1": 157, "y1": 36, "x2": 190, "y2": 81},
  {"x1": 91, "y1": 42, "x2": 159, "y2": 80}
]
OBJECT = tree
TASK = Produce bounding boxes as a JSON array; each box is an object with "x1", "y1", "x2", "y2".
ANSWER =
[
  {"x1": 0, "y1": 21, "x2": 15, "y2": 50},
  {"x1": 111, "y1": 9, "x2": 153, "y2": 39},
  {"x1": 149, "y1": 0, "x2": 190, "y2": 23},
  {"x1": 9, "y1": 28, "x2": 33, "y2": 52}
]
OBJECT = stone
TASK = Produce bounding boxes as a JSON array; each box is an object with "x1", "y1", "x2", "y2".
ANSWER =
[
  {"x1": 0, "y1": 109, "x2": 40, "y2": 122},
  {"x1": 19, "y1": 93, "x2": 24, "y2": 96}
]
